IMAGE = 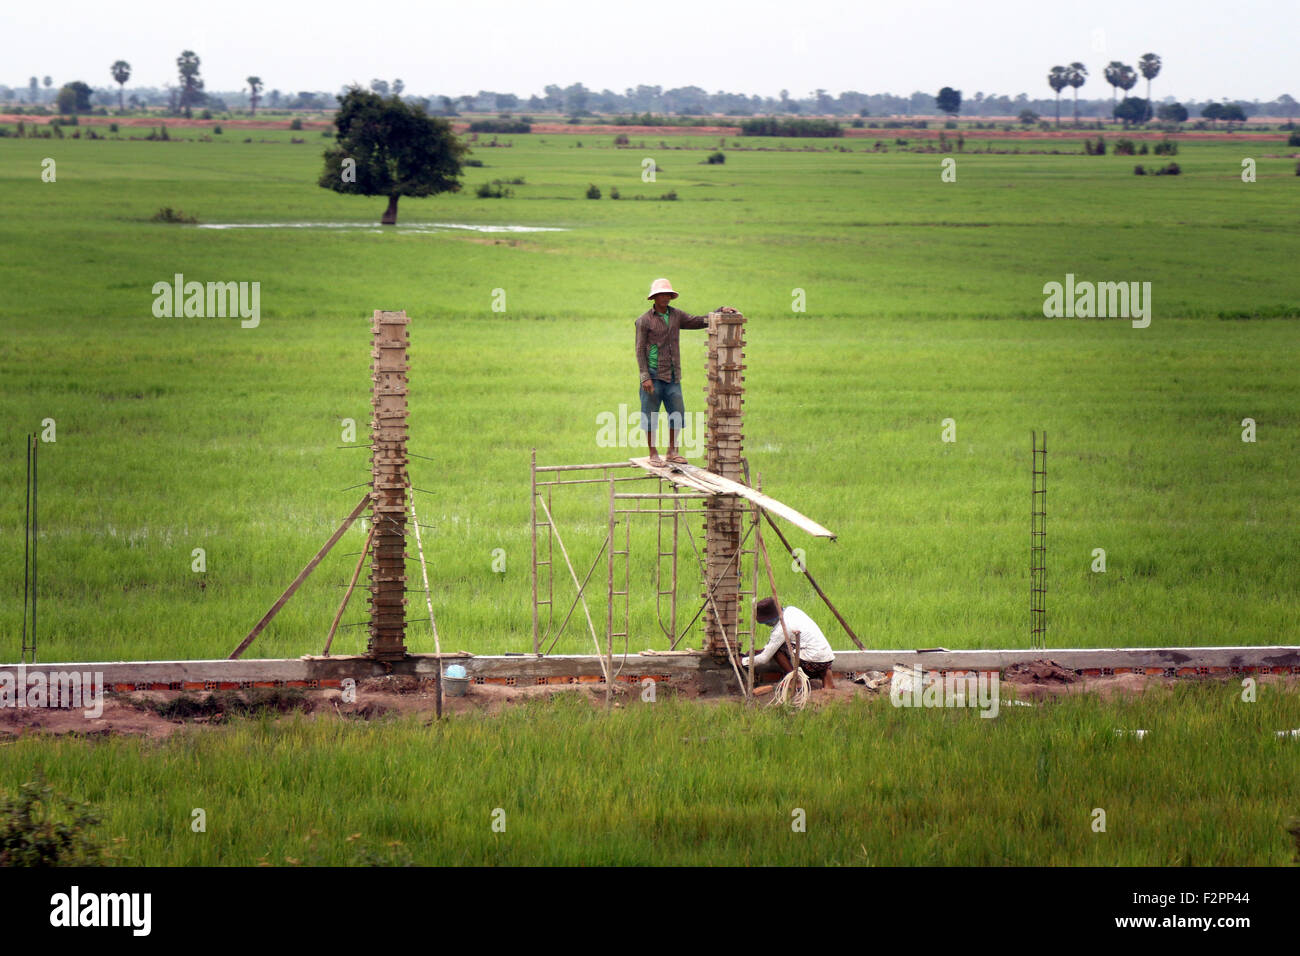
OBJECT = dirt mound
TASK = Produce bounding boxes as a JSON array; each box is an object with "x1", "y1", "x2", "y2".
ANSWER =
[
  {"x1": 1002, "y1": 660, "x2": 1080, "y2": 685},
  {"x1": 359, "y1": 675, "x2": 427, "y2": 695}
]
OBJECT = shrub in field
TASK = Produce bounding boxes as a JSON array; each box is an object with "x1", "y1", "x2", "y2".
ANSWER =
[
  {"x1": 1138, "y1": 142, "x2": 1149, "y2": 154},
  {"x1": 706, "y1": 151, "x2": 725, "y2": 164},
  {"x1": 1153, "y1": 139, "x2": 1178, "y2": 155},
  {"x1": 109, "y1": 122, "x2": 118, "y2": 133},
  {"x1": 1084, "y1": 135, "x2": 1106, "y2": 155},
  {"x1": 1114, "y1": 138, "x2": 1136, "y2": 155},
  {"x1": 610, "y1": 187, "x2": 620, "y2": 199},
  {"x1": 213, "y1": 125, "x2": 222, "y2": 135},
  {"x1": 659, "y1": 190, "x2": 678, "y2": 201},
  {"x1": 468, "y1": 119, "x2": 530, "y2": 133},
  {"x1": 1154, "y1": 161, "x2": 1181, "y2": 176},
  {"x1": 1295, "y1": 160, "x2": 1300, "y2": 176},
  {"x1": 585, "y1": 183, "x2": 601, "y2": 199},
  {"x1": 289, "y1": 117, "x2": 302, "y2": 130},
  {"x1": 740, "y1": 117, "x2": 843, "y2": 137},
  {"x1": 1134, "y1": 165, "x2": 1146, "y2": 175},
  {"x1": 613, "y1": 134, "x2": 629, "y2": 145},
  {"x1": 1288, "y1": 131, "x2": 1300, "y2": 147},
  {"x1": 464, "y1": 158, "x2": 484, "y2": 166},
  {"x1": 201, "y1": 109, "x2": 213, "y2": 120},
  {"x1": 0, "y1": 772, "x2": 104, "y2": 867},
  {"x1": 476, "y1": 182, "x2": 512, "y2": 198},
  {"x1": 150, "y1": 206, "x2": 198, "y2": 223}
]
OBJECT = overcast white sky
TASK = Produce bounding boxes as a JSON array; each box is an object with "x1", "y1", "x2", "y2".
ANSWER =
[{"x1": 4, "y1": 0, "x2": 1296, "y2": 101}]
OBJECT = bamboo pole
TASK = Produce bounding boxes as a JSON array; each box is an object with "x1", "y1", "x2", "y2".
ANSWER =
[
  {"x1": 681, "y1": 518, "x2": 749, "y2": 698},
  {"x1": 669, "y1": 519, "x2": 754, "y2": 650},
  {"x1": 230, "y1": 493, "x2": 370, "y2": 660},
  {"x1": 759, "y1": 509, "x2": 865, "y2": 650},
  {"x1": 535, "y1": 494, "x2": 609, "y2": 683},
  {"x1": 534, "y1": 461, "x2": 640, "y2": 473},
  {"x1": 544, "y1": 534, "x2": 609, "y2": 656},
  {"x1": 755, "y1": 509, "x2": 798, "y2": 672},
  {"x1": 409, "y1": 496, "x2": 444, "y2": 719},
  {"x1": 323, "y1": 520, "x2": 376, "y2": 656}
]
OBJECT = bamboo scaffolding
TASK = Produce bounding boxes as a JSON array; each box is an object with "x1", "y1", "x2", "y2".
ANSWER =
[{"x1": 536, "y1": 493, "x2": 610, "y2": 683}]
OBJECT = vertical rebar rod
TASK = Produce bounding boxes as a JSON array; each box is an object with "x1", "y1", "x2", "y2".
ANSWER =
[
  {"x1": 1030, "y1": 430, "x2": 1047, "y2": 650},
  {"x1": 531, "y1": 448, "x2": 539, "y2": 654},
  {"x1": 606, "y1": 476, "x2": 616, "y2": 709},
  {"x1": 31, "y1": 434, "x2": 37, "y2": 664},
  {"x1": 21, "y1": 436, "x2": 34, "y2": 663}
]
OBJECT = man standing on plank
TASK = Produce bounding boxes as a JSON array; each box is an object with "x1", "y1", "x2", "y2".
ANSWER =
[
  {"x1": 635, "y1": 278, "x2": 737, "y2": 465},
  {"x1": 741, "y1": 596, "x2": 836, "y2": 687}
]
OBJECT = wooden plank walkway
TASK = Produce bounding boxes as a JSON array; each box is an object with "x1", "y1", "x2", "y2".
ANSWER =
[{"x1": 628, "y1": 456, "x2": 836, "y2": 539}]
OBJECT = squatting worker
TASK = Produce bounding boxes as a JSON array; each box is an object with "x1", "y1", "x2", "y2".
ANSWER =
[
  {"x1": 741, "y1": 597, "x2": 836, "y2": 687},
  {"x1": 635, "y1": 278, "x2": 737, "y2": 465}
]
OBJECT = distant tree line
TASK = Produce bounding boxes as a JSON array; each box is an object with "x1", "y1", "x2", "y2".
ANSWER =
[{"x1": 2, "y1": 63, "x2": 1294, "y2": 127}]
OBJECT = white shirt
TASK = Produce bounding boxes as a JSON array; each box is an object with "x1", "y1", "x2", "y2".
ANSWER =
[{"x1": 742, "y1": 606, "x2": 834, "y2": 667}]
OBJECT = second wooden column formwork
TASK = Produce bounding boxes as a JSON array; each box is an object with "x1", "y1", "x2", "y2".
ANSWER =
[
  {"x1": 702, "y1": 310, "x2": 745, "y2": 658},
  {"x1": 368, "y1": 310, "x2": 410, "y2": 660}
]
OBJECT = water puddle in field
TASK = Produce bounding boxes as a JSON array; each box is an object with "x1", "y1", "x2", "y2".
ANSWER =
[{"x1": 195, "y1": 222, "x2": 567, "y2": 235}]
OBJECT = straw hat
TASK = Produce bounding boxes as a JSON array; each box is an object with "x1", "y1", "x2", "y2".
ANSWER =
[{"x1": 646, "y1": 278, "x2": 679, "y2": 300}]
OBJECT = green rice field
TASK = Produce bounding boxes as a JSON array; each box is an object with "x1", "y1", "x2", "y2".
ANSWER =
[{"x1": 1, "y1": 124, "x2": 1297, "y2": 867}]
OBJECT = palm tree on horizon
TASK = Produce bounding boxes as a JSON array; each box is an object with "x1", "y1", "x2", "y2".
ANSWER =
[
  {"x1": 1047, "y1": 66, "x2": 1069, "y2": 127},
  {"x1": 1139, "y1": 53, "x2": 1162, "y2": 104},
  {"x1": 110, "y1": 60, "x2": 130, "y2": 112},
  {"x1": 1067, "y1": 62, "x2": 1088, "y2": 125}
]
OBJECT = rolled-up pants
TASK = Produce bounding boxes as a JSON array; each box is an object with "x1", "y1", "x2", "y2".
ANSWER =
[{"x1": 639, "y1": 379, "x2": 685, "y2": 436}]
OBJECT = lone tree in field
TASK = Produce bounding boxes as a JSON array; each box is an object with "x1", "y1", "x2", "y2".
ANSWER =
[
  {"x1": 176, "y1": 50, "x2": 204, "y2": 118},
  {"x1": 319, "y1": 87, "x2": 467, "y2": 225},
  {"x1": 110, "y1": 60, "x2": 130, "y2": 112},
  {"x1": 935, "y1": 86, "x2": 961, "y2": 118},
  {"x1": 1114, "y1": 96, "x2": 1152, "y2": 126},
  {"x1": 247, "y1": 76, "x2": 263, "y2": 115},
  {"x1": 1047, "y1": 66, "x2": 1069, "y2": 126},
  {"x1": 1138, "y1": 53, "x2": 1161, "y2": 104},
  {"x1": 56, "y1": 81, "x2": 93, "y2": 114},
  {"x1": 1157, "y1": 101, "x2": 1188, "y2": 125},
  {"x1": 1067, "y1": 62, "x2": 1088, "y2": 125}
]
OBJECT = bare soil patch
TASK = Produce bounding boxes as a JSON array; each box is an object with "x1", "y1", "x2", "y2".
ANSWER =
[{"x1": 2, "y1": 666, "x2": 1294, "y2": 738}]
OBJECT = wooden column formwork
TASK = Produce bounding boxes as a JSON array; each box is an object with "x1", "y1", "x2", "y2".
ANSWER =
[
  {"x1": 703, "y1": 311, "x2": 745, "y2": 658},
  {"x1": 368, "y1": 310, "x2": 410, "y2": 661}
]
